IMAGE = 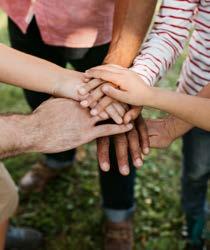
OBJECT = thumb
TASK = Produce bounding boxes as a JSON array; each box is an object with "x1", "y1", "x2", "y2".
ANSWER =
[
  {"x1": 124, "y1": 106, "x2": 140, "y2": 124},
  {"x1": 148, "y1": 135, "x2": 160, "y2": 148},
  {"x1": 102, "y1": 85, "x2": 128, "y2": 103},
  {"x1": 94, "y1": 123, "x2": 133, "y2": 138},
  {"x1": 146, "y1": 119, "x2": 160, "y2": 136}
]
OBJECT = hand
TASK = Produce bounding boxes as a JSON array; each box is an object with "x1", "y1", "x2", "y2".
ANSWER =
[
  {"x1": 29, "y1": 98, "x2": 133, "y2": 153},
  {"x1": 52, "y1": 70, "x2": 88, "y2": 101},
  {"x1": 146, "y1": 117, "x2": 178, "y2": 149},
  {"x1": 80, "y1": 64, "x2": 153, "y2": 107},
  {"x1": 79, "y1": 78, "x2": 130, "y2": 124},
  {"x1": 98, "y1": 115, "x2": 150, "y2": 175}
]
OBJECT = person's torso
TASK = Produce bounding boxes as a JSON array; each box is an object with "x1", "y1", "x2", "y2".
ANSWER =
[{"x1": 0, "y1": 0, "x2": 115, "y2": 48}]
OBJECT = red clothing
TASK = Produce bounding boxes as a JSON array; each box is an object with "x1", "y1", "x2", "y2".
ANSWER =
[{"x1": 0, "y1": 0, "x2": 115, "y2": 48}]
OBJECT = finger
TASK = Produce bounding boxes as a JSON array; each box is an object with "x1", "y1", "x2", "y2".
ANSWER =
[
  {"x1": 80, "y1": 86, "x2": 104, "y2": 108},
  {"x1": 148, "y1": 135, "x2": 162, "y2": 148},
  {"x1": 114, "y1": 134, "x2": 130, "y2": 176},
  {"x1": 78, "y1": 78, "x2": 103, "y2": 95},
  {"x1": 102, "y1": 85, "x2": 128, "y2": 103},
  {"x1": 86, "y1": 64, "x2": 124, "y2": 75},
  {"x1": 90, "y1": 96, "x2": 113, "y2": 116},
  {"x1": 105, "y1": 104, "x2": 123, "y2": 124},
  {"x1": 85, "y1": 68, "x2": 124, "y2": 86},
  {"x1": 112, "y1": 102, "x2": 127, "y2": 117},
  {"x1": 127, "y1": 128, "x2": 143, "y2": 169},
  {"x1": 94, "y1": 123, "x2": 133, "y2": 138},
  {"x1": 89, "y1": 101, "x2": 98, "y2": 109},
  {"x1": 91, "y1": 111, "x2": 110, "y2": 125},
  {"x1": 124, "y1": 106, "x2": 140, "y2": 124},
  {"x1": 137, "y1": 116, "x2": 150, "y2": 155},
  {"x1": 146, "y1": 119, "x2": 161, "y2": 135},
  {"x1": 97, "y1": 137, "x2": 110, "y2": 172}
]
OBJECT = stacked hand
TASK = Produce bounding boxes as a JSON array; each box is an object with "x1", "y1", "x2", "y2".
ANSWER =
[
  {"x1": 75, "y1": 65, "x2": 152, "y2": 175},
  {"x1": 53, "y1": 65, "x2": 179, "y2": 175}
]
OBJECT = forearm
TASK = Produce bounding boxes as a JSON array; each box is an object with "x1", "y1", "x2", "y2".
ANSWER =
[
  {"x1": 104, "y1": 0, "x2": 157, "y2": 67},
  {"x1": 0, "y1": 44, "x2": 76, "y2": 94},
  {"x1": 147, "y1": 85, "x2": 210, "y2": 131},
  {"x1": 0, "y1": 114, "x2": 36, "y2": 159}
]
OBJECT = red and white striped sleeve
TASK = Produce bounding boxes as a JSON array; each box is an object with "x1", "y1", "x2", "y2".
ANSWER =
[{"x1": 130, "y1": 0, "x2": 199, "y2": 86}]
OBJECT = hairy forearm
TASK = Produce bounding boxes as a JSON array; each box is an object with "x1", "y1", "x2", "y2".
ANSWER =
[
  {"x1": 148, "y1": 84, "x2": 210, "y2": 131},
  {"x1": 0, "y1": 114, "x2": 36, "y2": 159},
  {"x1": 104, "y1": 0, "x2": 157, "y2": 67},
  {"x1": 0, "y1": 44, "x2": 77, "y2": 94}
]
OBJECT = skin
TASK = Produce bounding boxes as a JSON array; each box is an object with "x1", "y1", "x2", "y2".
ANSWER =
[
  {"x1": 147, "y1": 84, "x2": 210, "y2": 149},
  {"x1": 0, "y1": 98, "x2": 133, "y2": 159},
  {"x1": 0, "y1": 220, "x2": 7, "y2": 250},
  {"x1": 0, "y1": 44, "x2": 86, "y2": 101},
  {"x1": 82, "y1": 64, "x2": 210, "y2": 142},
  {"x1": 81, "y1": 0, "x2": 157, "y2": 175}
]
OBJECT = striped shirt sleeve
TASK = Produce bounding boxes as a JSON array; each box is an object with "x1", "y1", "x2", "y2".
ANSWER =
[{"x1": 130, "y1": 0, "x2": 199, "y2": 86}]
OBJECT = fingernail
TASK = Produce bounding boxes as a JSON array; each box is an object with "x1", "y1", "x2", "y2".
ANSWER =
[
  {"x1": 90, "y1": 109, "x2": 98, "y2": 116},
  {"x1": 101, "y1": 162, "x2": 110, "y2": 172},
  {"x1": 121, "y1": 165, "x2": 129, "y2": 175},
  {"x1": 135, "y1": 158, "x2": 143, "y2": 168},
  {"x1": 78, "y1": 87, "x2": 86, "y2": 95},
  {"x1": 127, "y1": 124, "x2": 133, "y2": 130},
  {"x1": 102, "y1": 86, "x2": 109, "y2": 92},
  {"x1": 80, "y1": 100, "x2": 88, "y2": 107},
  {"x1": 117, "y1": 117, "x2": 123, "y2": 124},
  {"x1": 143, "y1": 147, "x2": 150, "y2": 155}
]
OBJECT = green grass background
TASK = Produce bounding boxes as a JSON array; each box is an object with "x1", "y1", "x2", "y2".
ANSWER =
[{"x1": 0, "y1": 9, "x2": 189, "y2": 250}]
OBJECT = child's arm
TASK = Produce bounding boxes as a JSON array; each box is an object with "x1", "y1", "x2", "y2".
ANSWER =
[
  {"x1": 82, "y1": 64, "x2": 210, "y2": 131},
  {"x1": 0, "y1": 44, "x2": 85, "y2": 100}
]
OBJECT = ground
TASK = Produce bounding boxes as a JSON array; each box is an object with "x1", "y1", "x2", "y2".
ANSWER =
[{"x1": 0, "y1": 9, "x2": 190, "y2": 250}]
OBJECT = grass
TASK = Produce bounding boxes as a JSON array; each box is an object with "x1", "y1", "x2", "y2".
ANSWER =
[{"x1": 0, "y1": 10, "x2": 188, "y2": 250}]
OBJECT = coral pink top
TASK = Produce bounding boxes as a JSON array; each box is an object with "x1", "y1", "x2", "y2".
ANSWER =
[{"x1": 0, "y1": 0, "x2": 115, "y2": 48}]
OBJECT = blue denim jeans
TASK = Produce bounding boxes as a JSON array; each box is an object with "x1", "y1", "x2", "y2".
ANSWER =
[
  {"x1": 182, "y1": 128, "x2": 210, "y2": 243},
  {"x1": 182, "y1": 128, "x2": 210, "y2": 218}
]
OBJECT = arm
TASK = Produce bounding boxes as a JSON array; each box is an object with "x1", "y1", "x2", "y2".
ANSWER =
[
  {"x1": 145, "y1": 85, "x2": 210, "y2": 131},
  {"x1": 104, "y1": 0, "x2": 157, "y2": 67},
  {"x1": 85, "y1": 65, "x2": 210, "y2": 131},
  {"x1": 130, "y1": 0, "x2": 197, "y2": 86},
  {"x1": 0, "y1": 44, "x2": 84, "y2": 100},
  {"x1": 0, "y1": 99, "x2": 132, "y2": 159}
]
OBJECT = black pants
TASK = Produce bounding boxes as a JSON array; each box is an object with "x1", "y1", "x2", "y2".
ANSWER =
[{"x1": 8, "y1": 18, "x2": 136, "y2": 210}]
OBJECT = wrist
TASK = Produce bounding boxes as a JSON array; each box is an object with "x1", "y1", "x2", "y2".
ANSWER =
[
  {"x1": 165, "y1": 115, "x2": 193, "y2": 141},
  {"x1": 142, "y1": 86, "x2": 156, "y2": 107},
  {"x1": 103, "y1": 50, "x2": 133, "y2": 68},
  {"x1": 51, "y1": 69, "x2": 84, "y2": 100}
]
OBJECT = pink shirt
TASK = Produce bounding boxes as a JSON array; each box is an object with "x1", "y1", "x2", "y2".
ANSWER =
[{"x1": 0, "y1": 0, "x2": 115, "y2": 48}]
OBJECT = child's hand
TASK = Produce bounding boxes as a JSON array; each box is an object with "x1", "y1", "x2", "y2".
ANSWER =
[
  {"x1": 52, "y1": 70, "x2": 88, "y2": 101},
  {"x1": 78, "y1": 77, "x2": 129, "y2": 124},
  {"x1": 80, "y1": 64, "x2": 153, "y2": 107}
]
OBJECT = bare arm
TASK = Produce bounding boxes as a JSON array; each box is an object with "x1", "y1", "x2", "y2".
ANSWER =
[
  {"x1": 147, "y1": 85, "x2": 210, "y2": 131},
  {"x1": 0, "y1": 44, "x2": 85, "y2": 100},
  {"x1": 104, "y1": 0, "x2": 157, "y2": 67},
  {"x1": 0, "y1": 99, "x2": 133, "y2": 159}
]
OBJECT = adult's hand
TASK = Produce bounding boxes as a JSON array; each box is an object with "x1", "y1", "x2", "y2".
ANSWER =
[
  {"x1": 29, "y1": 98, "x2": 133, "y2": 153},
  {"x1": 98, "y1": 114, "x2": 150, "y2": 175},
  {"x1": 146, "y1": 117, "x2": 178, "y2": 149}
]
